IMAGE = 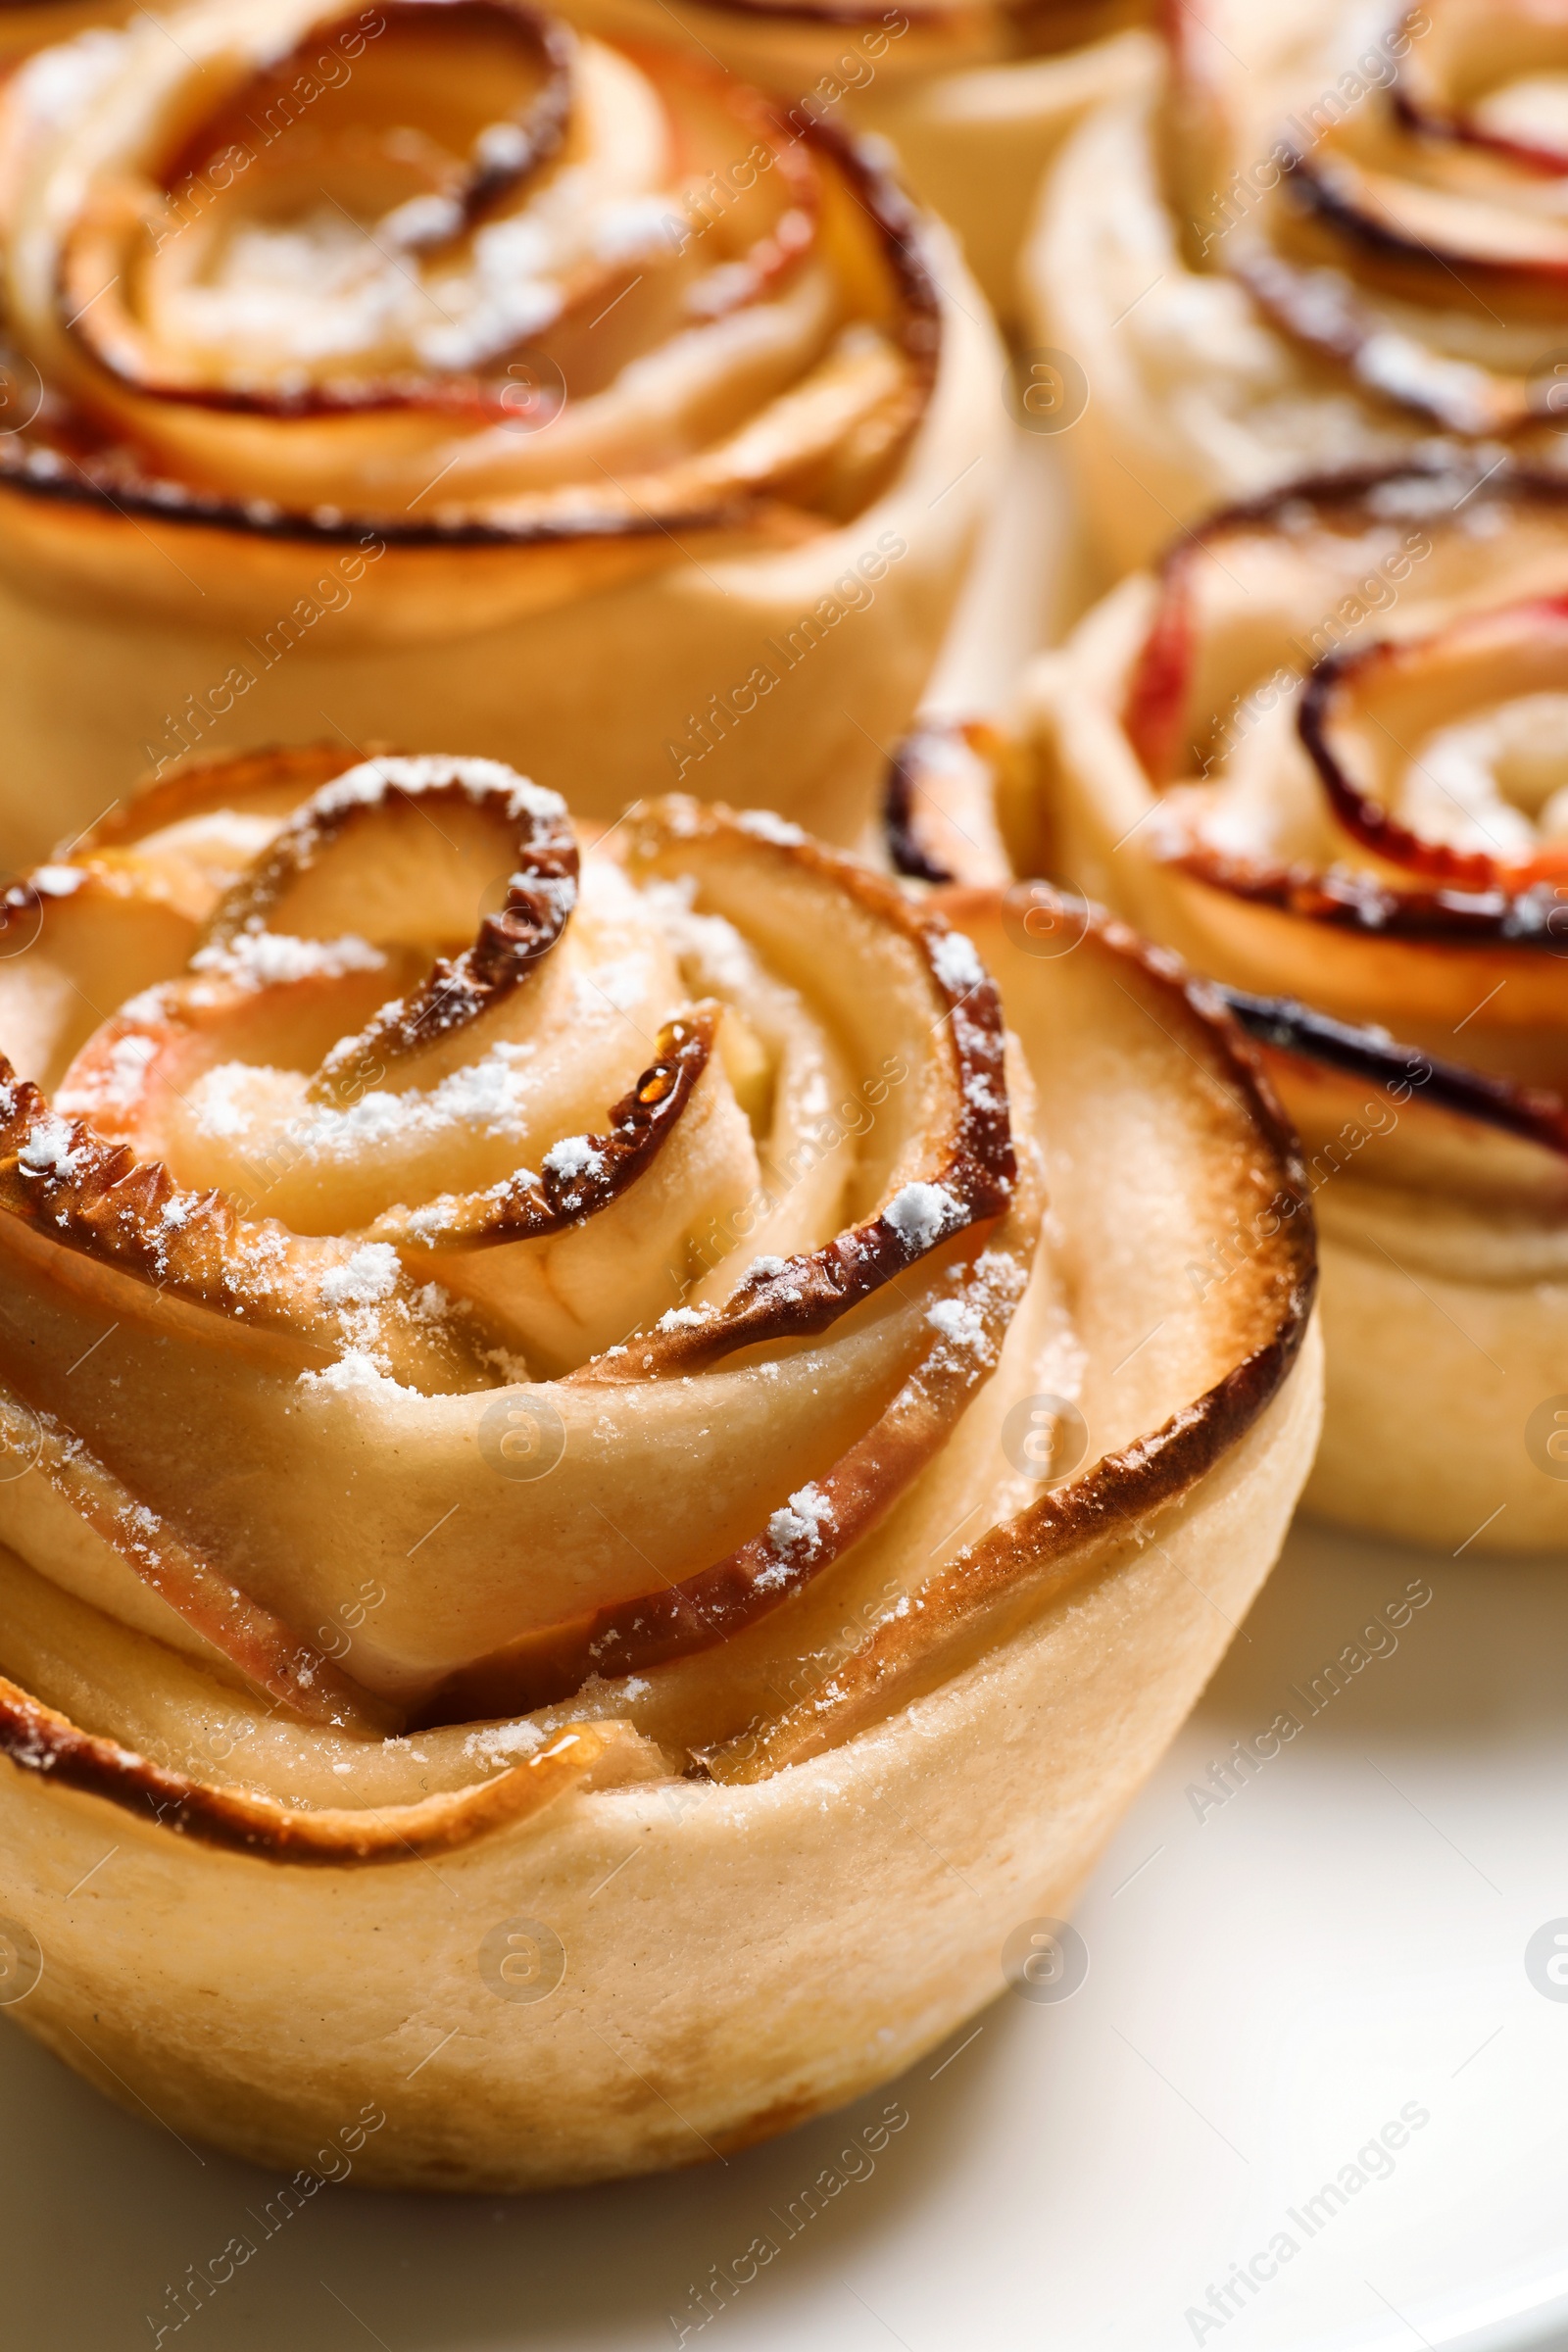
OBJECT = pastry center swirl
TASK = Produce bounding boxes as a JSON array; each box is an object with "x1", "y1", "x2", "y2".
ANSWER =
[{"x1": 0, "y1": 760, "x2": 1030, "y2": 1722}]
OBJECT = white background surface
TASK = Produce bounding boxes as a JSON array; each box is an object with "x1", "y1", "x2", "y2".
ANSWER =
[{"x1": 3, "y1": 434, "x2": 1565, "y2": 2350}]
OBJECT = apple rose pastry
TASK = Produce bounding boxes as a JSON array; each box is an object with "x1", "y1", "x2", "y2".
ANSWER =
[
  {"x1": 0, "y1": 0, "x2": 1000, "y2": 862},
  {"x1": 552, "y1": 0, "x2": 1154, "y2": 318},
  {"x1": 1020, "y1": 459, "x2": 1568, "y2": 1549},
  {"x1": 0, "y1": 745, "x2": 1318, "y2": 2188},
  {"x1": 1022, "y1": 0, "x2": 1568, "y2": 569}
]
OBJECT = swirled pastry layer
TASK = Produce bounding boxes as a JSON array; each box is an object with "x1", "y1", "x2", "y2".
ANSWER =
[
  {"x1": 551, "y1": 0, "x2": 1154, "y2": 314},
  {"x1": 1023, "y1": 459, "x2": 1568, "y2": 1549},
  {"x1": 0, "y1": 750, "x2": 1320, "y2": 2183},
  {"x1": 0, "y1": 0, "x2": 1002, "y2": 856},
  {"x1": 1112, "y1": 464, "x2": 1568, "y2": 1081},
  {"x1": 1201, "y1": 0, "x2": 1568, "y2": 439},
  {"x1": 0, "y1": 0, "x2": 937, "y2": 543},
  {"x1": 0, "y1": 750, "x2": 1042, "y2": 1738},
  {"x1": 1025, "y1": 0, "x2": 1568, "y2": 563}
]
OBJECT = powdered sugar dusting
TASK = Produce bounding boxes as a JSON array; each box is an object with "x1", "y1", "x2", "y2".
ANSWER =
[
  {"x1": 542, "y1": 1135, "x2": 604, "y2": 1182},
  {"x1": 17, "y1": 1115, "x2": 85, "y2": 1179},
  {"x1": 297, "y1": 1350, "x2": 393, "y2": 1393},
  {"x1": 316, "y1": 756, "x2": 564, "y2": 824},
  {"x1": 319, "y1": 1245, "x2": 401, "y2": 1308},
  {"x1": 766, "y1": 1482, "x2": 835, "y2": 1563},
  {"x1": 463, "y1": 1720, "x2": 547, "y2": 1766},
  {"x1": 884, "y1": 1181, "x2": 962, "y2": 1254},
  {"x1": 928, "y1": 929, "x2": 985, "y2": 997},
  {"x1": 192, "y1": 927, "x2": 384, "y2": 992},
  {"x1": 737, "y1": 810, "x2": 807, "y2": 847},
  {"x1": 927, "y1": 1295, "x2": 985, "y2": 1348}
]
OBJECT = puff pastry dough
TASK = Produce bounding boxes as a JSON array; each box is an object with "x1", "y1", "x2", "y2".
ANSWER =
[
  {"x1": 0, "y1": 0, "x2": 1000, "y2": 857},
  {"x1": 555, "y1": 0, "x2": 1154, "y2": 315},
  {"x1": 1019, "y1": 462, "x2": 1568, "y2": 1549},
  {"x1": 1025, "y1": 0, "x2": 1568, "y2": 567},
  {"x1": 0, "y1": 746, "x2": 1319, "y2": 2184}
]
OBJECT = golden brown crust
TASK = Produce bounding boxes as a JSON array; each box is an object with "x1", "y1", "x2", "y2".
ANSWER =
[
  {"x1": 1221, "y1": 985, "x2": 1568, "y2": 1161},
  {"x1": 721, "y1": 1310, "x2": 1306, "y2": 1776},
  {"x1": 0, "y1": 1679, "x2": 657, "y2": 1859}
]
